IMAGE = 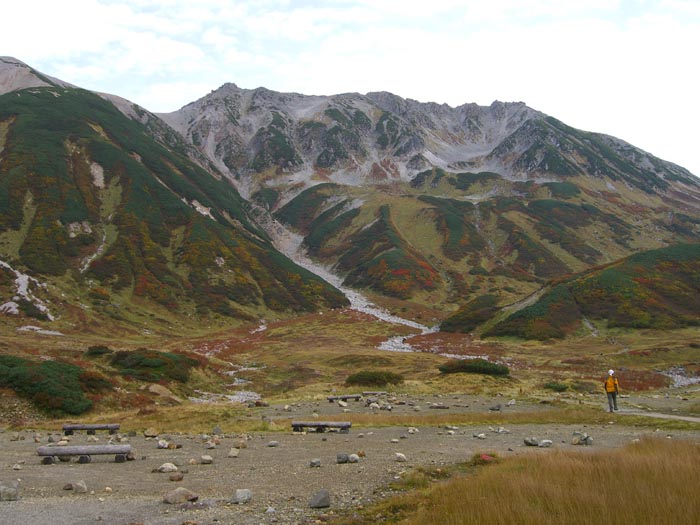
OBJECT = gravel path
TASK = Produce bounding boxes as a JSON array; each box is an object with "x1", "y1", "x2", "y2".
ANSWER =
[{"x1": 3, "y1": 394, "x2": 700, "y2": 524}]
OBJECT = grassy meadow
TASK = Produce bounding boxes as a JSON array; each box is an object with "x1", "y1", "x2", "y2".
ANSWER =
[{"x1": 338, "y1": 437, "x2": 700, "y2": 525}]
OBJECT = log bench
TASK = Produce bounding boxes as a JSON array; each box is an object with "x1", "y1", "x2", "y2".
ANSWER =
[
  {"x1": 63, "y1": 423, "x2": 120, "y2": 436},
  {"x1": 37, "y1": 444, "x2": 131, "y2": 464},
  {"x1": 291, "y1": 421, "x2": 352, "y2": 433},
  {"x1": 362, "y1": 391, "x2": 387, "y2": 396},
  {"x1": 326, "y1": 394, "x2": 362, "y2": 403}
]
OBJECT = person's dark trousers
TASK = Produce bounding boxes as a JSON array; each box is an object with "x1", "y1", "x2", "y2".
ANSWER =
[{"x1": 607, "y1": 392, "x2": 618, "y2": 412}]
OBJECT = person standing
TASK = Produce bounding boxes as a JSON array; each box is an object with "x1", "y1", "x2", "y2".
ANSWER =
[{"x1": 604, "y1": 369, "x2": 619, "y2": 412}]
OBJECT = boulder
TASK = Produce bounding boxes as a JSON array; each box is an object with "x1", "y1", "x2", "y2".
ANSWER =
[
  {"x1": 200, "y1": 455, "x2": 214, "y2": 465},
  {"x1": 395, "y1": 453, "x2": 407, "y2": 462},
  {"x1": 73, "y1": 480, "x2": 88, "y2": 494},
  {"x1": 163, "y1": 487, "x2": 198, "y2": 504},
  {"x1": 169, "y1": 472, "x2": 184, "y2": 482},
  {"x1": 228, "y1": 448, "x2": 240, "y2": 458},
  {"x1": 144, "y1": 427, "x2": 159, "y2": 438},
  {"x1": 336, "y1": 453, "x2": 349, "y2": 464},
  {"x1": 157, "y1": 463, "x2": 178, "y2": 473},
  {"x1": 0, "y1": 481, "x2": 19, "y2": 501},
  {"x1": 232, "y1": 488, "x2": 252, "y2": 504},
  {"x1": 309, "y1": 458, "x2": 321, "y2": 468},
  {"x1": 309, "y1": 489, "x2": 331, "y2": 509},
  {"x1": 348, "y1": 454, "x2": 360, "y2": 463}
]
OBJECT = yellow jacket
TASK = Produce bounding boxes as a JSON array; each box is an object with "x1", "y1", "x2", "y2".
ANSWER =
[{"x1": 604, "y1": 376, "x2": 619, "y2": 393}]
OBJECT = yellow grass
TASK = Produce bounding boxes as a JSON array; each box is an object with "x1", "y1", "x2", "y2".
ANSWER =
[{"x1": 340, "y1": 437, "x2": 700, "y2": 525}]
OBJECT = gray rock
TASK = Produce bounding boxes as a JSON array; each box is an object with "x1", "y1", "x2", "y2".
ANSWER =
[
  {"x1": 267, "y1": 440, "x2": 280, "y2": 448},
  {"x1": 309, "y1": 458, "x2": 321, "y2": 468},
  {"x1": 309, "y1": 489, "x2": 331, "y2": 508},
  {"x1": 73, "y1": 480, "x2": 88, "y2": 494},
  {"x1": 348, "y1": 454, "x2": 360, "y2": 463},
  {"x1": 163, "y1": 487, "x2": 198, "y2": 504},
  {"x1": 336, "y1": 453, "x2": 349, "y2": 464},
  {"x1": 538, "y1": 439, "x2": 553, "y2": 448},
  {"x1": 228, "y1": 448, "x2": 240, "y2": 458},
  {"x1": 157, "y1": 463, "x2": 179, "y2": 473},
  {"x1": 212, "y1": 426, "x2": 223, "y2": 435},
  {"x1": 395, "y1": 452, "x2": 407, "y2": 462},
  {"x1": 524, "y1": 437, "x2": 540, "y2": 447},
  {"x1": 0, "y1": 481, "x2": 19, "y2": 501},
  {"x1": 232, "y1": 488, "x2": 252, "y2": 504},
  {"x1": 200, "y1": 455, "x2": 214, "y2": 465},
  {"x1": 143, "y1": 427, "x2": 159, "y2": 438},
  {"x1": 169, "y1": 472, "x2": 184, "y2": 482}
]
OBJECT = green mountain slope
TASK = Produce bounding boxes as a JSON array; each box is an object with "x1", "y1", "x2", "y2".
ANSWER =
[
  {"x1": 442, "y1": 243, "x2": 700, "y2": 339},
  {"x1": 0, "y1": 86, "x2": 347, "y2": 328}
]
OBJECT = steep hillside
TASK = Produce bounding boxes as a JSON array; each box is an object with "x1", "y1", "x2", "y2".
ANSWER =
[
  {"x1": 0, "y1": 65, "x2": 347, "y2": 331},
  {"x1": 442, "y1": 243, "x2": 700, "y2": 339}
]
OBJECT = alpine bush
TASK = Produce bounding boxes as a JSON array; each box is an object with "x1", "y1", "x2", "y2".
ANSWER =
[
  {"x1": 438, "y1": 358, "x2": 510, "y2": 377},
  {"x1": 346, "y1": 370, "x2": 404, "y2": 387}
]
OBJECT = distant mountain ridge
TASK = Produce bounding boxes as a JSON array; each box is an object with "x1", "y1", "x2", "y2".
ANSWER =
[{"x1": 2, "y1": 56, "x2": 700, "y2": 334}]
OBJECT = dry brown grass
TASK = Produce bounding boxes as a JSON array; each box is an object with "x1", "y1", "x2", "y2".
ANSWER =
[{"x1": 338, "y1": 437, "x2": 700, "y2": 525}]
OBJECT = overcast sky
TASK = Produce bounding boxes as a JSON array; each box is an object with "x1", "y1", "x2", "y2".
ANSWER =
[{"x1": 4, "y1": 0, "x2": 700, "y2": 175}]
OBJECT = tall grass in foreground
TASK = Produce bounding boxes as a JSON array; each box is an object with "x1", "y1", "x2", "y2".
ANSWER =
[{"x1": 399, "y1": 438, "x2": 700, "y2": 525}]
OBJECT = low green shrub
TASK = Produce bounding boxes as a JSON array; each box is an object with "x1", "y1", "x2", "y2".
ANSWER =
[
  {"x1": 0, "y1": 355, "x2": 94, "y2": 415},
  {"x1": 110, "y1": 348, "x2": 199, "y2": 382},
  {"x1": 85, "y1": 345, "x2": 113, "y2": 357},
  {"x1": 438, "y1": 358, "x2": 510, "y2": 377},
  {"x1": 543, "y1": 381, "x2": 568, "y2": 392},
  {"x1": 346, "y1": 370, "x2": 404, "y2": 387}
]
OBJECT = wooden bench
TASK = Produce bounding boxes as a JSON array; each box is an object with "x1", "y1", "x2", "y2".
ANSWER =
[
  {"x1": 291, "y1": 421, "x2": 352, "y2": 433},
  {"x1": 63, "y1": 423, "x2": 120, "y2": 436},
  {"x1": 37, "y1": 444, "x2": 131, "y2": 464},
  {"x1": 326, "y1": 394, "x2": 362, "y2": 403},
  {"x1": 362, "y1": 391, "x2": 387, "y2": 396}
]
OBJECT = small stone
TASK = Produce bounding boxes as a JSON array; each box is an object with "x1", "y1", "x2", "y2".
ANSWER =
[
  {"x1": 524, "y1": 437, "x2": 539, "y2": 447},
  {"x1": 309, "y1": 489, "x2": 331, "y2": 509},
  {"x1": 283, "y1": 405, "x2": 291, "y2": 412},
  {"x1": 507, "y1": 399, "x2": 516, "y2": 406},
  {"x1": 338, "y1": 400, "x2": 348, "y2": 408},
  {"x1": 395, "y1": 453, "x2": 407, "y2": 462},
  {"x1": 357, "y1": 433, "x2": 365, "y2": 438},
  {"x1": 74, "y1": 480, "x2": 88, "y2": 494},
  {"x1": 169, "y1": 472, "x2": 184, "y2": 482},
  {"x1": 212, "y1": 426, "x2": 223, "y2": 435},
  {"x1": 267, "y1": 441, "x2": 280, "y2": 448},
  {"x1": 228, "y1": 448, "x2": 240, "y2": 458},
  {"x1": 163, "y1": 487, "x2": 198, "y2": 504},
  {"x1": 63, "y1": 483, "x2": 73, "y2": 491},
  {"x1": 104, "y1": 487, "x2": 112, "y2": 493},
  {"x1": 233, "y1": 440, "x2": 247, "y2": 449},
  {"x1": 407, "y1": 427, "x2": 419, "y2": 434},
  {"x1": 348, "y1": 454, "x2": 360, "y2": 463},
  {"x1": 200, "y1": 455, "x2": 213, "y2": 465},
  {"x1": 232, "y1": 488, "x2": 252, "y2": 504},
  {"x1": 336, "y1": 453, "x2": 349, "y2": 464},
  {"x1": 188, "y1": 458, "x2": 198, "y2": 465},
  {"x1": 538, "y1": 440, "x2": 553, "y2": 448},
  {"x1": 157, "y1": 463, "x2": 178, "y2": 473},
  {"x1": 157, "y1": 440, "x2": 169, "y2": 449},
  {"x1": 205, "y1": 441, "x2": 217, "y2": 450},
  {"x1": 390, "y1": 438, "x2": 399, "y2": 444},
  {"x1": 12, "y1": 464, "x2": 22, "y2": 471},
  {"x1": 309, "y1": 458, "x2": 321, "y2": 468},
  {"x1": 0, "y1": 481, "x2": 19, "y2": 501}
]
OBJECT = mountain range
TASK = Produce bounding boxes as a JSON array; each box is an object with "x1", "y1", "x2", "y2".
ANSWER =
[{"x1": 2, "y1": 56, "x2": 700, "y2": 337}]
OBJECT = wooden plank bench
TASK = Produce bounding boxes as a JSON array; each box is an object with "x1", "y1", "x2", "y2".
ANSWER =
[
  {"x1": 362, "y1": 391, "x2": 387, "y2": 396},
  {"x1": 37, "y1": 444, "x2": 131, "y2": 464},
  {"x1": 63, "y1": 423, "x2": 120, "y2": 436},
  {"x1": 291, "y1": 421, "x2": 352, "y2": 433},
  {"x1": 326, "y1": 394, "x2": 362, "y2": 403}
]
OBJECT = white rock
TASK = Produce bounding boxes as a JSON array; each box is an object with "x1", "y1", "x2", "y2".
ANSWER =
[
  {"x1": 395, "y1": 453, "x2": 407, "y2": 462},
  {"x1": 157, "y1": 463, "x2": 178, "y2": 473}
]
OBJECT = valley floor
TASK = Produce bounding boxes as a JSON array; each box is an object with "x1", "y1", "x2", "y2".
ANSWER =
[{"x1": 2, "y1": 393, "x2": 700, "y2": 525}]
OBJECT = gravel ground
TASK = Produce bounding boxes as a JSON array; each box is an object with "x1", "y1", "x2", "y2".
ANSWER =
[{"x1": 2, "y1": 393, "x2": 700, "y2": 525}]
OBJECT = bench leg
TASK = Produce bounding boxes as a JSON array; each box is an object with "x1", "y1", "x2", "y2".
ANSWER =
[
  {"x1": 115, "y1": 454, "x2": 127, "y2": 463},
  {"x1": 87, "y1": 429, "x2": 96, "y2": 435},
  {"x1": 58, "y1": 455, "x2": 72, "y2": 462},
  {"x1": 41, "y1": 456, "x2": 56, "y2": 465},
  {"x1": 78, "y1": 455, "x2": 92, "y2": 464},
  {"x1": 109, "y1": 429, "x2": 118, "y2": 435},
  {"x1": 64, "y1": 430, "x2": 74, "y2": 436}
]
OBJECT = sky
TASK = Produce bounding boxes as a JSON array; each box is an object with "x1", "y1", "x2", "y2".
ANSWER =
[{"x1": 4, "y1": 0, "x2": 700, "y2": 175}]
